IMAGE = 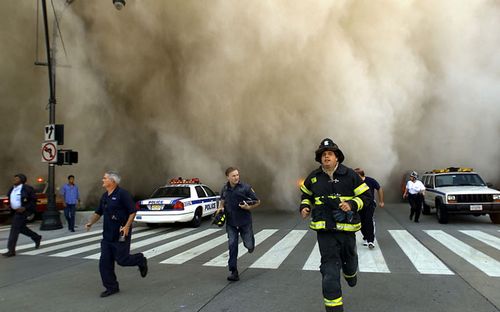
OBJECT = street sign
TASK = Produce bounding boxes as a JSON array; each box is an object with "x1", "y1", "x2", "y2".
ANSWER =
[
  {"x1": 42, "y1": 141, "x2": 58, "y2": 163},
  {"x1": 45, "y1": 124, "x2": 55, "y2": 141},
  {"x1": 44, "y1": 124, "x2": 64, "y2": 144}
]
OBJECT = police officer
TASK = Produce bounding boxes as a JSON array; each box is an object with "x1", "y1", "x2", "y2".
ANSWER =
[
  {"x1": 403, "y1": 171, "x2": 425, "y2": 222},
  {"x1": 85, "y1": 171, "x2": 148, "y2": 297},
  {"x1": 216, "y1": 166, "x2": 260, "y2": 282},
  {"x1": 300, "y1": 139, "x2": 371, "y2": 312}
]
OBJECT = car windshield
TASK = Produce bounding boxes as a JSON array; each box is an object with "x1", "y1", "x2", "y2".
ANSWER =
[
  {"x1": 435, "y1": 174, "x2": 485, "y2": 187},
  {"x1": 150, "y1": 186, "x2": 190, "y2": 198}
]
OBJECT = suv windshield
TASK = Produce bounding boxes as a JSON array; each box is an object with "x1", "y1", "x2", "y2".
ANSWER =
[
  {"x1": 435, "y1": 174, "x2": 485, "y2": 187},
  {"x1": 150, "y1": 186, "x2": 190, "y2": 198}
]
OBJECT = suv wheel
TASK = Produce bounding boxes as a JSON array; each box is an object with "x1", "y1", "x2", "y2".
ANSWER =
[
  {"x1": 436, "y1": 201, "x2": 448, "y2": 224},
  {"x1": 490, "y1": 213, "x2": 500, "y2": 224}
]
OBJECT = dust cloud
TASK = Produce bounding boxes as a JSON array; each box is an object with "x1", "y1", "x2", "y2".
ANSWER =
[{"x1": 1, "y1": 0, "x2": 499, "y2": 209}]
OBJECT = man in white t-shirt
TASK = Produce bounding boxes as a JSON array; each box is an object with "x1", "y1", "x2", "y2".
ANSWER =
[{"x1": 403, "y1": 171, "x2": 425, "y2": 223}]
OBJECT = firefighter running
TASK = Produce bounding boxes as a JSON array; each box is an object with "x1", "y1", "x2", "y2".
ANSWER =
[{"x1": 300, "y1": 138, "x2": 372, "y2": 312}]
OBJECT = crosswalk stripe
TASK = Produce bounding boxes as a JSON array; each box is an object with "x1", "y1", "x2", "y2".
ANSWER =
[
  {"x1": 302, "y1": 235, "x2": 391, "y2": 273},
  {"x1": 160, "y1": 234, "x2": 228, "y2": 264},
  {"x1": 425, "y1": 230, "x2": 500, "y2": 277},
  {"x1": 250, "y1": 230, "x2": 307, "y2": 269},
  {"x1": 51, "y1": 228, "x2": 166, "y2": 257},
  {"x1": 459, "y1": 230, "x2": 500, "y2": 250},
  {"x1": 84, "y1": 228, "x2": 196, "y2": 260},
  {"x1": 355, "y1": 233, "x2": 390, "y2": 273},
  {"x1": 203, "y1": 229, "x2": 278, "y2": 267},
  {"x1": 21, "y1": 228, "x2": 153, "y2": 256},
  {"x1": 302, "y1": 242, "x2": 320, "y2": 271},
  {"x1": 390, "y1": 230, "x2": 454, "y2": 275},
  {"x1": 142, "y1": 229, "x2": 221, "y2": 259},
  {"x1": 0, "y1": 229, "x2": 103, "y2": 254}
]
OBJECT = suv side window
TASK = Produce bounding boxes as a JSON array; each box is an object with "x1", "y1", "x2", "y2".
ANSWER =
[
  {"x1": 423, "y1": 175, "x2": 432, "y2": 188},
  {"x1": 195, "y1": 186, "x2": 207, "y2": 198}
]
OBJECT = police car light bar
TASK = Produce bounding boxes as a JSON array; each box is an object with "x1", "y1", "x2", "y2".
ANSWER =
[
  {"x1": 169, "y1": 178, "x2": 201, "y2": 185},
  {"x1": 431, "y1": 167, "x2": 473, "y2": 173}
]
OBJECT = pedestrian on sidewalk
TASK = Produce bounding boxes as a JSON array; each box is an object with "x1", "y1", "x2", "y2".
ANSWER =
[
  {"x1": 61, "y1": 175, "x2": 80, "y2": 232},
  {"x1": 3, "y1": 174, "x2": 42, "y2": 257},
  {"x1": 354, "y1": 168, "x2": 384, "y2": 249},
  {"x1": 85, "y1": 171, "x2": 148, "y2": 297}
]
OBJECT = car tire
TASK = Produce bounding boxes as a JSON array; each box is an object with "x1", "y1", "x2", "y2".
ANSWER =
[
  {"x1": 191, "y1": 208, "x2": 202, "y2": 228},
  {"x1": 436, "y1": 201, "x2": 448, "y2": 224},
  {"x1": 422, "y1": 202, "x2": 431, "y2": 215},
  {"x1": 489, "y1": 213, "x2": 500, "y2": 224}
]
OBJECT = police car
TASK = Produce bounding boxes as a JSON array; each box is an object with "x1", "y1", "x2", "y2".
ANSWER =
[
  {"x1": 421, "y1": 167, "x2": 500, "y2": 224},
  {"x1": 134, "y1": 178, "x2": 220, "y2": 227}
]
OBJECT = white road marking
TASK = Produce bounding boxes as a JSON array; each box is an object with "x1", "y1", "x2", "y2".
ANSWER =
[
  {"x1": 390, "y1": 230, "x2": 454, "y2": 275},
  {"x1": 425, "y1": 230, "x2": 500, "y2": 277},
  {"x1": 250, "y1": 230, "x2": 307, "y2": 269}
]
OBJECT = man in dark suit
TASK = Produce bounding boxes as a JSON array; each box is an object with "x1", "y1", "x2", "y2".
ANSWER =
[{"x1": 3, "y1": 174, "x2": 42, "y2": 257}]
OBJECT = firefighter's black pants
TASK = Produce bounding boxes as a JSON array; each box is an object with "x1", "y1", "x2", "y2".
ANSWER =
[
  {"x1": 359, "y1": 202, "x2": 375, "y2": 243},
  {"x1": 408, "y1": 193, "x2": 423, "y2": 222},
  {"x1": 317, "y1": 231, "x2": 358, "y2": 311}
]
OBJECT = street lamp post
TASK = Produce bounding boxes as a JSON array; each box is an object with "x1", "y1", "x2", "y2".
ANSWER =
[
  {"x1": 38, "y1": 0, "x2": 125, "y2": 230},
  {"x1": 40, "y1": 0, "x2": 62, "y2": 230}
]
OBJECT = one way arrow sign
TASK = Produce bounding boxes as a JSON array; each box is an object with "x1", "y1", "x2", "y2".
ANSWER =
[{"x1": 45, "y1": 124, "x2": 55, "y2": 141}]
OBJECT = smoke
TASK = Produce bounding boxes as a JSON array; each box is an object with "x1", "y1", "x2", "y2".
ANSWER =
[{"x1": 1, "y1": 0, "x2": 499, "y2": 208}]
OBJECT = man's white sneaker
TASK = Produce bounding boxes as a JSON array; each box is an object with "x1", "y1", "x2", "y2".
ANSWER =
[
  {"x1": 362, "y1": 240, "x2": 368, "y2": 246},
  {"x1": 368, "y1": 242, "x2": 375, "y2": 249}
]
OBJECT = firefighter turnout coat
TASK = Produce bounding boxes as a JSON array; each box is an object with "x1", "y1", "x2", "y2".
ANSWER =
[{"x1": 300, "y1": 164, "x2": 372, "y2": 232}]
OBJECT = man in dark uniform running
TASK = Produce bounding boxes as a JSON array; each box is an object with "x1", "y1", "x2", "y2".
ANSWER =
[
  {"x1": 85, "y1": 171, "x2": 148, "y2": 297},
  {"x1": 216, "y1": 167, "x2": 260, "y2": 282}
]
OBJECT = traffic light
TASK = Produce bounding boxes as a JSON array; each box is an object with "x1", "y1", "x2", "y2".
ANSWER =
[{"x1": 57, "y1": 149, "x2": 78, "y2": 165}]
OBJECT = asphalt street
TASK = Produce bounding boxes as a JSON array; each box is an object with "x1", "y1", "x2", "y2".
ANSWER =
[{"x1": 0, "y1": 203, "x2": 499, "y2": 312}]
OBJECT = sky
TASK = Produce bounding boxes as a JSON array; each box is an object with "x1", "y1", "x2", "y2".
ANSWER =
[{"x1": 1, "y1": 0, "x2": 499, "y2": 209}]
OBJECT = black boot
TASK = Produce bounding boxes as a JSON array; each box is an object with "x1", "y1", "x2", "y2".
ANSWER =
[{"x1": 227, "y1": 270, "x2": 239, "y2": 281}]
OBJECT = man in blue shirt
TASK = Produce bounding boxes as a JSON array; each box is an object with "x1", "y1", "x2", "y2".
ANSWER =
[
  {"x1": 216, "y1": 167, "x2": 260, "y2": 281},
  {"x1": 61, "y1": 175, "x2": 80, "y2": 232},
  {"x1": 85, "y1": 171, "x2": 148, "y2": 297},
  {"x1": 354, "y1": 168, "x2": 384, "y2": 249}
]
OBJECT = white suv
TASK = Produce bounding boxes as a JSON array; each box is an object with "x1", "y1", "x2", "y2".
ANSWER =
[{"x1": 421, "y1": 167, "x2": 500, "y2": 224}]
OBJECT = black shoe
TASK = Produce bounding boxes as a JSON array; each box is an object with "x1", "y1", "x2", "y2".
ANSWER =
[
  {"x1": 34, "y1": 236, "x2": 42, "y2": 249},
  {"x1": 100, "y1": 289, "x2": 119, "y2": 297},
  {"x1": 2, "y1": 251, "x2": 16, "y2": 257},
  {"x1": 248, "y1": 247, "x2": 254, "y2": 254},
  {"x1": 345, "y1": 274, "x2": 357, "y2": 287},
  {"x1": 414, "y1": 220, "x2": 419, "y2": 223},
  {"x1": 227, "y1": 270, "x2": 239, "y2": 281},
  {"x1": 139, "y1": 257, "x2": 148, "y2": 278},
  {"x1": 409, "y1": 214, "x2": 413, "y2": 220}
]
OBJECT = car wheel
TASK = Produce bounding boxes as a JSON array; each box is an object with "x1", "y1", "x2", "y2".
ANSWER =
[
  {"x1": 191, "y1": 208, "x2": 202, "y2": 228},
  {"x1": 436, "y1": 202, "x2": 448, "y2": 224},
  {"x1": 422, "y1": 202, "x2": 431, "y2": 215},
  {"x1": 489, "y1": 213, "x2": 500, "y2": 224}
]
